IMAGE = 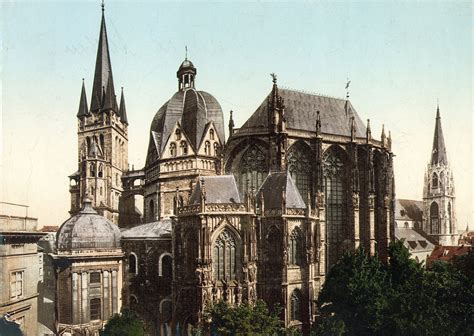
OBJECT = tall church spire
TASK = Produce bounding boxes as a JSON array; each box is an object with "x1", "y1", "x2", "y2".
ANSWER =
[
  {"x1": 90, "y1": 4, "x2": 116, "y2": 112},
  {"x1": 431, "y1": 104, "x2": 448, "y2": 165}
]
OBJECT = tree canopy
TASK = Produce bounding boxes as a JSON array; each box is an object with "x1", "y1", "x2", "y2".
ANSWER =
[
  {"x1": 100, "y1": 310, "x2": 145, "y2": 336},
  {"x1": 314, "y1": 242, "x2": 473, "y2": 336}
]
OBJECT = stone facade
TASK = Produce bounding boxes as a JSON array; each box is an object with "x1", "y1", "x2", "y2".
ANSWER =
[{"x1": 0, "y1": 206, "x2": 45, "y2": 336}]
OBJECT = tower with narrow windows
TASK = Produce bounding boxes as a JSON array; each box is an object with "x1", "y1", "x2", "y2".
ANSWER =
[
  {"x1": 423, "y1": 106, "x2": 457, "y2": 245},
  {"x1": 69, "y1": 5, "x2": 128, "y2": 224}
]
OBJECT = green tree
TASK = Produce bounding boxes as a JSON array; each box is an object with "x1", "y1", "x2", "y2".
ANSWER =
[
  {"x1": 100, "y1": 309, "x2": 145, "y2": 336},
  {"x1": 204, "y1": 300, "x2": 282, "y2": 336}
]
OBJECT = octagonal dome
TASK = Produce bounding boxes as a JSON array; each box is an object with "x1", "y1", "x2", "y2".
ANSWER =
[{"x1": 56, "y1": 197, "x2": 121, "y2": 251}]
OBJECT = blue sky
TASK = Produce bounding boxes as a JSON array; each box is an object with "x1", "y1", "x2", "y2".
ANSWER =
[{"x1": 1, "y1": 1, "x2": 472, "y2": 229}]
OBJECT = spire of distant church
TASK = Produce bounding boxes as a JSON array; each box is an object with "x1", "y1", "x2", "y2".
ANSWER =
[
  {"x1": 77, "y1": 79, "x2": 89, "y2": 117},
  {"x1": 431, "y1": 104, "x2": 448, "y2": 165},
  {"x1": 119, "y1": 87, "x2": 128, "y2": 125},
  {"x1": 90, "y1": 2, "x2": 116, "y2": 112}
]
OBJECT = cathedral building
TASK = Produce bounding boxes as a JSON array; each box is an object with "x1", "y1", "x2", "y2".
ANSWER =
[
  {"x1": 60, "y1": 4, "x2": 396, "y2": 335},
  {"x1": 422, "y1": 106, "x2": 457, "y2": 246}
]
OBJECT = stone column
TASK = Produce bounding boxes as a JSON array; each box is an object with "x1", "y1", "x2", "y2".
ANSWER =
[
  {"x1": 103, "y1": 271, "x2": 109, "y2": 319},
  {"x1": 81, "y1": 272, "x2": 89, "y2": 323},
  {"x1": 368, "y1": 194, "x2": 376, "y2": 255},
  {"x1": 112, "y1": 270, "x2": 118, "y2": 314},
  {"x1": 72, "y1": 272, "x2": 79, "y2": 324}
]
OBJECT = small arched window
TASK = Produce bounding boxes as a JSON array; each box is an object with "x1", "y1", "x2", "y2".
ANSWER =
[
  {"x1": 289, "y1": 228, "x2": 303, "y2": 266},
  {"x1": 90, "y1": 163, "x2": 96, "y2": 177},
  {"x1": 160, "y1": 254, "x2": 173, "y2": 278},
  {"x1": 432, "y1": 173, "x2": 438, "y2": 189},
  {"x1": 180, "y1": 141, "x2": 188, "y2": 155},
  {"x1": 98, "y1": 164, "x2": 103, "y2": 178},
  {"x1": 204, "y1": 141, "x2": 211, "y2": 155},
  {"x1": 170, "y1": 143, "x2": 177, "y2": 157},
  {"x1": 290, "y1": 289, "x2": 301, "y2": 321},
  {"x1": 129, "y1": 253, "x2": 138, "y2": 274},
  {"x1": 209, "y1": 129, "x2": 215, "y2": 140},
  {"x1": 214, "y1": 143, "x2": 220, "y2": 156},
  {"x1": 175, "y1": 129, "x2": 181, "y2": 140}
]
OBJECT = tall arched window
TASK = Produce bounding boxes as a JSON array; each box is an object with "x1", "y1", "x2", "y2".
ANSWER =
[
  {"x1": 239, "y1": 145, "x2": 267, "y2": 195},
  {"x1": 209, "y1": 129, "x2": 215, "y2": 140},
  {"x1": 99, "y1": 134, "x2": 104, "y2": 151},
  {"x1": 430, "y1": 202, "x2": 440, "y2": 234},
  {"x1": 287, "y1": 142, "x2": 312, "y2": 201},
  {"x1": 169, "y1": 143, "x2": 177, "y2": 157},
  {"x1": 204, "y1": 141, "x2": 211, "y2": 155},
  {"x1": 90, "y1": 163, "x2": 96, "y2": 177},
  {"x1": 439, "y1": 171, "x2": 444, "y2": 190},
  {"x1": 149, "y1": 199, "x2": 155, "y2": 220},
  {"x1": 290, "y1": 289, "x2": 302, "y2": 321},
  {"x1": 128, "y1": 253, "x2": 138, "y2": 274},
  {"x1": 323, "y1": 147, "x2": 347, "y2": 267},
  {"x1": 432, "y1": 173, "x2": 438, "y2": 189},
  {"x1": 180, "y1": 141, "x2": 188, "y2": 155},
  {"x1": 214, "y1": 143, "x2": 220, "y2": 156},
  {"x1": 98, "y1": 164, "x2": 103, "y2": 178},
  {"x1": 289, "y1": 228, "x2": 303, "y2": 266},
  {"x1": 213, "y1": 229, "x2": 237, "y2": 281}
]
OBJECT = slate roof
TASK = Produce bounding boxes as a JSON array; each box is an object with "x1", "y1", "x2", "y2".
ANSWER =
[
  {"x1": 395, "y1": 228, "x2": 436, "y2": 252},
  {"x1": 189, "y1": 176, "x2": 241, "y2": 205},
  {"x1": 239, "y1": 88, "x2": 366, "y2": 137},
  {"x1": 431, "y1": 106, "x2": 448, "y2": 165},
  {"x1": 121, "y1": 219, "x2": 172, "y2": 239},
  {"x1": 395, "y1": 199, "x2": 423, "y2": 222},
  {"x1": 56, "y1": 197, "x2": 121, "y2": 251},
  {"x1": 90, "y1": 10, "x2": 116, "y2": 112},
  {"x1": 258, "y1": 172, "x2": 306, "y2": 209},
  {"x1": 149, "y1": 88, "x2": 224, "y2": 155}
]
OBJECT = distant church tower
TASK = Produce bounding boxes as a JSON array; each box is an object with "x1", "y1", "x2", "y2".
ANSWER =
[
  {"x1": 69, "y1": 4, "x2": 128, "y2": 224},
  {"x1": 423, "y1": 105, "x2": 456, "y2": 245}
]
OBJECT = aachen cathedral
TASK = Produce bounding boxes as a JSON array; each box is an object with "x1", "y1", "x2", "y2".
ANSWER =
[{"x1": 54, "y1": 5, "x2": 395, "y2": 336}]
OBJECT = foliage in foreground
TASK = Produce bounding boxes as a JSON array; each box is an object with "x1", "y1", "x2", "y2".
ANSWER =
[
  {"x1": 204, "y1": 300, "x2": 283, "y2": 336},
  {"x1": 314, "y1": 242, "x2": 474, "y2": 336},
  {"x1": 100, "y1": 309, "x2": 145, "y2": 336}
]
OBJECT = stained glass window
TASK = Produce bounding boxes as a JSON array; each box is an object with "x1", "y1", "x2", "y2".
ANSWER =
[
  {"x1": 213, "y1": 229, "x2": 237, "y2": 280},
  {"x1": 287, "y1": 142, "x2": 311, "y2": 201},
  {"x1": 323, "y1": 147, "x2": 347, "y2": 267},
  {"x1": 239, "y1": 145, "x2": 267, "y2": 195}
]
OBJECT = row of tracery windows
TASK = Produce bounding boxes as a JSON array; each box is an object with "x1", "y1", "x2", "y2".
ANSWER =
[{"x1": 169, "y1": 141, "x2": 220, "y2": 157}]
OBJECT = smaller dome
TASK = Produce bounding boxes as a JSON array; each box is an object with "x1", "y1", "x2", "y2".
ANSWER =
[
  {"x1": 177, "y1": 58, "x2": 197, "y2": 78},
  {"x1": 56, "y1": 196, "x2": 121, "y2": 252},
  {"x1": 179, "y1": 59, "x2": 195, "y2": 71}
]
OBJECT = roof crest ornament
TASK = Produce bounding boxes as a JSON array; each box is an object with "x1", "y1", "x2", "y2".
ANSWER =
[{"x1": 270, "y1": 73, "x2": 277, "y2": 84}]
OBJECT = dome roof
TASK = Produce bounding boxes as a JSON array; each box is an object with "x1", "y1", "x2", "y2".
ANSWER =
[
  {"x1": 179, "y1": 59, "x2": 195, "y2": 70},
  {"x1": 56, "y1": 197, "x2": 121, "y2": 252},
  {"x1": 148, "y1": 88, "x2": 224, "y2": 157}
]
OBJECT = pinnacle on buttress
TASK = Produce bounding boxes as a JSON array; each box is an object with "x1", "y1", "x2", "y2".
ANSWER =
[
  {"x1": 119, "y1": 87, "x2": 128, "y2": 125},
  {"x1": 77, "y1": 79, "x2": 89, "y2": 118}
]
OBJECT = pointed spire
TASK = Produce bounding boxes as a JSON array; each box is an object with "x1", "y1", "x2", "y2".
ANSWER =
[
  {"x1": 366, "y1": 119, "x2": 372, "y2": 142},
  {"x1": 381, "y1": 124, "x2": 386, "y2": 144},
  {"x1": 431, "y1": 104, "x2": 448, "y2": 165},
  {"x1": 102, "y1": 76, "x2": 117, "y2": 111},
  {"x1": 90, "y1": 3, "x2": 116, "y2": 112},
  {"x1": 77, "y1": 79, "x2": 89, "y2": 118},
  {"x1": 119, "y1": 87, "x2": 128, "y2": 125},
  {"x1": 228, "y1": 110, "x2": 234, "y2": 137}
]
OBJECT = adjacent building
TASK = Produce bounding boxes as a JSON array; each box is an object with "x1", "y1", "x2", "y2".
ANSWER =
[{"x1": 0, "y1": 202, "x2": 45, "y2": 336}]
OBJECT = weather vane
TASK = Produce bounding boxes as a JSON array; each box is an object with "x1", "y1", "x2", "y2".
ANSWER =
[
  {"x1": 270, "y1": 73, "x2": 277, "y2": 84},
  {"x1": 185, "y1": 46, "x2": 188, "y2": 60}
]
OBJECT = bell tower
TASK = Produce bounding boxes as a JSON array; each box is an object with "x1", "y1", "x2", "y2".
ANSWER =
[
  {"x1": 422, "y1": 105, "x2": 456, "y2": 245},
  {"x1": 69, "y1": 4, "x2": 128, "y2": 224}
]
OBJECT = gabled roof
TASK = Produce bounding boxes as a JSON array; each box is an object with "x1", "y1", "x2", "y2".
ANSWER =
[
  {"x1": 121, "y1": 219, "x2": 172, "y2": 239},
  {"x1": 189, "y1": 176, "x2": 241, "y2": 205},
  {"x1": 258, "y1": 172, "x2": 306, "y2": 209},
  {"x1": 427, "y1": 245, "x2": 471, "y2": 268},
  {"x1": 239, "y1": 88, "x2": 366, "y2": 137},
  {"x1": 90, "y1": 10, "x2": 115, "y2": 112},
  {"x1": 395, "y1": 227, "x2": 436, "y2": 252},
  {"x1": 395, "y1": 199, "x2": 423, "y2": 222},
  {"x1": 431, "y1": 106, "x2": 448, "y2": 165}
]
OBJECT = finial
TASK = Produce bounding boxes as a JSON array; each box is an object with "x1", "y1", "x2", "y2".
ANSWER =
[
  {"x1": 82, "y1": 78, "x2": 85, "y2": 82},
  {"x1": 366, "y1": 119, "x2": 372, "y2": 142},
  {"x1": 185, "y1": 45, "x2": 188, "y2": 60},
  {"x1": 345, "y1": 78, "x2": 351, "y2": 99},
  {"x1": 101, "y1": 0, "x2": 105, "y2": 13},
  {"x1": 270, "y1": 73, "x2": 277, "y2": 84},
  {"x1": 436, "y1": 100, "x2": 440, "y2": 118},
  {"x1": 121, "y1": 86, "x2": 124, "y2": 92}
]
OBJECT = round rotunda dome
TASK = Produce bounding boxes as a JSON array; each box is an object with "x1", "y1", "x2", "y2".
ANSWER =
[{"x1": 56, "y1": 196, "x2": 121, "y2": 252}]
